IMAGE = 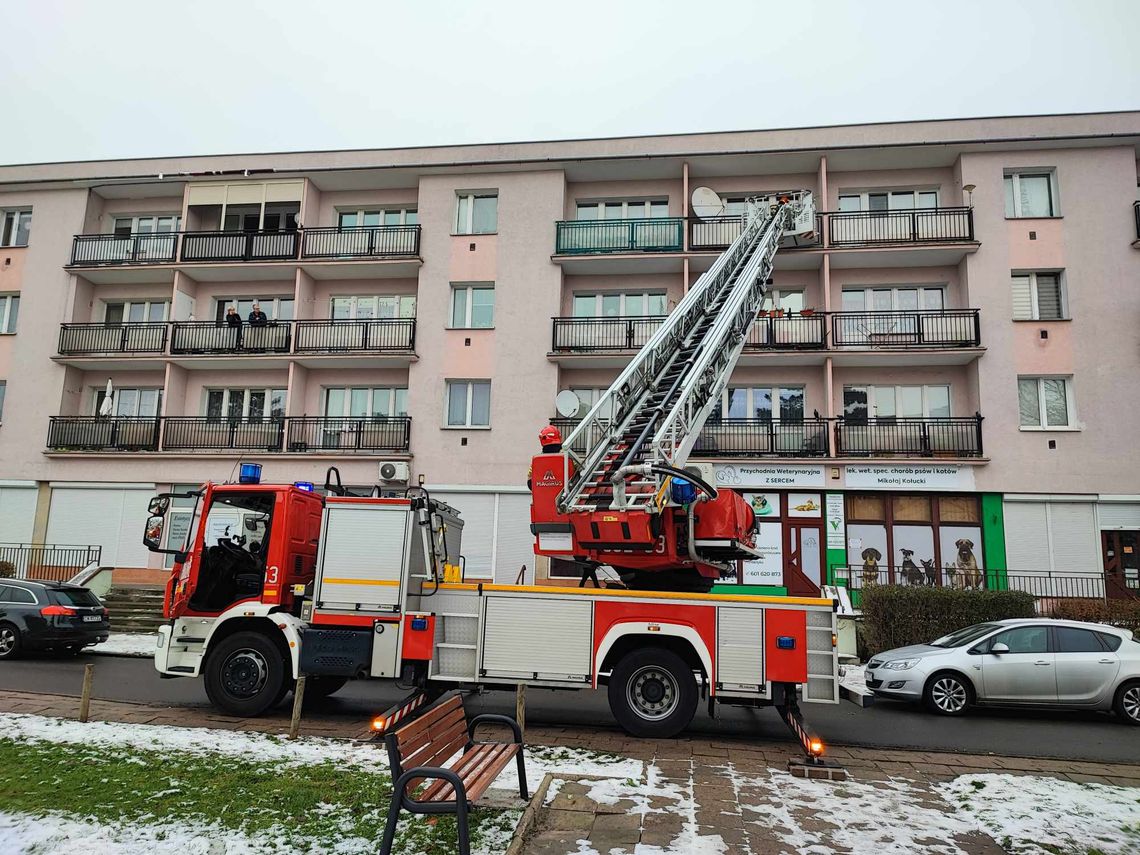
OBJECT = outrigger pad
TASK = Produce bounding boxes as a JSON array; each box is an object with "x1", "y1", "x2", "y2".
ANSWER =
[{"x1": 788, "y1": 758, "x2": 848, "y2": 781}]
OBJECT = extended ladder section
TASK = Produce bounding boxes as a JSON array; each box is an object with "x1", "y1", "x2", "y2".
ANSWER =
[{"x1": 560, "y1": 192, "x2": 814, "y2": 513}]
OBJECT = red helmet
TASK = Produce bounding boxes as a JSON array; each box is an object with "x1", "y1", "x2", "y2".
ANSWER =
[{"x1": 539, "y1": 425, "x2": 562, "y2": 446}]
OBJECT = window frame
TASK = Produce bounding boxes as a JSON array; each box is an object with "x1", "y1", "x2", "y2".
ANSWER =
[
  {"x1": 1017, "y1": 376, "x2": 1076, "y2": 431},
  {"x1": 717, "y1": 385, "x2": 806, "y2": 421},
  {"x1": 843, "y1": 384, "x2": 953, "y2": 420},
  {"x1": 111, "y1": 214, "x2": 182, "y2": 236},
  {"x1": 837, "y1": 189, "x2": 940, "y2": 212},
  {"x1": 1011, "y1": 271, "x2": 1067, "y2": 321},
  {"x1": 336, "y1": 207, "x2": 418, "y2": 228},
  {"x1": 454, "y1": 192, "x2": 498, "y2": 235},
  {"x1": 0, "y1": 294, "x2": 19, "y2": 334},
  {"x1": 565, "y1": 387, "x2": 615, "y2": 421},
  {"x1": 839, "y1": 285, "x2": 946, "y2": 312},
  {"x1": 574, "y1": 199, "x2": 669, "y2": 220},
  {"x1": 444, "y1": 380, "x2": 491, "y2": 429},
  {"x1": 330, "y1": 294, "x2": 416, "y2": 320},
  {"x1": 449, "y1": 283, "x2": 495, "y2": 329},
  {"x1": 323, "y1": 386, "x2": 408, "y2": 419},
  {"x1": 103, "y1": 299, "x2": 169, "y2": 324},
  {"x1": 570, "y1": 291, "x2": 668, "y2": 317},
  {"x1": 92, "y1": 386, "x2": 163, "y2": 418},
  {"x1": 213, "y1": 296, "x2": 294, "y2": 322},
  {"x1": 203, "y1": 387, "x2": 287, "y2": 421},
  {"x1": 1003, "y1": 170, "x2": 1060, "y2": 218},
  {"x1": 0, "y1": 209, "x2": 32, "y2": 248}
]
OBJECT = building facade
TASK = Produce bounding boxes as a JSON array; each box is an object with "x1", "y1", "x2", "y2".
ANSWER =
[{"x1": 0, "y1": 113, "x2": 1137, "y2": 596}]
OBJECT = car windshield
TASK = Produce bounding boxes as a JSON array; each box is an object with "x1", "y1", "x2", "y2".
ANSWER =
[
  {"x1": 51, "y1": 587, "x2": 101, "y2": 607},
  {"x1": 929, "y1": 623, "x2": 999, "y2": 648}
]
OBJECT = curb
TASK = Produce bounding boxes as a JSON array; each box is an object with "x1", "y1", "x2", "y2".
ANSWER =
[{"x1": 504, "y1": 772, "x2": 554, "y2": 855}]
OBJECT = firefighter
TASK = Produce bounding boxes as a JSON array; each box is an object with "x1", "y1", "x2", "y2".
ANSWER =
[{"x1": 527, "y1": 425, "x2": 563, "y2": 489}]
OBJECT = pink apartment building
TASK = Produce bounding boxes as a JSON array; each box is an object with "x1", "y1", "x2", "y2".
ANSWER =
[{"x1": 0, "y1": 112, "x2": 1137, "y2": 597}]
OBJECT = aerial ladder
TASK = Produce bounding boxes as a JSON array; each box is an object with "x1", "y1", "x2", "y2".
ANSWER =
[{"x1": 531, "y1": 192, "x2": 816, "y2": 590}]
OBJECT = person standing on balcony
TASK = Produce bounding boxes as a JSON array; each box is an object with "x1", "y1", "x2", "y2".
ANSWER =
[
  {"x1": 224, "y1": 304, "x2": 242, "y2": 350},
  {"x1": 248, "y1": 302, "x2": 268, "y2": 326}
]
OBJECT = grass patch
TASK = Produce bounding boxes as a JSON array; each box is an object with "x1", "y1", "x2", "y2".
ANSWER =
[{"x1": 0, "y1": 737, "x2": 518, "y2": 853}]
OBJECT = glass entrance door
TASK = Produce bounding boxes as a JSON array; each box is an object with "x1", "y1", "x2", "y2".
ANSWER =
[
  {"x1": 1103, "y1": 531, "x2": 1140, "y2": 599},
  {"x1": 786, "y1": 523, "x2": 823, "y2": 596}
]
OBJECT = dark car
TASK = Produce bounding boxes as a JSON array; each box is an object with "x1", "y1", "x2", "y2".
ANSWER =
[{"x1": 0, "y1": 579, "x2": 109, "y2": 658}]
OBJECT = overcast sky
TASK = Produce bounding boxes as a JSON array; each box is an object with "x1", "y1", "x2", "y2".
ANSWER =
[{"x1": 1, "y1": 0, "x2": 1137, "y2": 165}]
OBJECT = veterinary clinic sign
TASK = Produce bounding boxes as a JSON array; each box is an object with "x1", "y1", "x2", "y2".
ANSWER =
[
  {"x1": 844, "y1": 464, "x2": 975, "y2": 491},
  {"x1": 713, "y1": 463, "x2": 825, "y2": 489}
]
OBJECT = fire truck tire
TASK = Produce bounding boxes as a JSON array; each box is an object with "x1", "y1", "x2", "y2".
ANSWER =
[
  {"x1": 204, "y1": 631, "x2": 287, "y2": 717},
  {"x1": 607, "y1": 647, "x2": 698, "y2": 738}
]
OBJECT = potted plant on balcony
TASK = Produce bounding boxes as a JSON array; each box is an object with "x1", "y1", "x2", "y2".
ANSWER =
[{"x1": 799, "y1": 308, "x2": 816, "y2": 316}]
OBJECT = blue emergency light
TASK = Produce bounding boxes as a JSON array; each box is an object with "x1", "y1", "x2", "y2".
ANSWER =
[
  {"x1": 293, "y1": 481, "x2": 315, "y2": 492},
  {"x1": 238, "y1": 463, "x2": 263, "y2": 484},
  {"x1": 411, "y1": 617, "x2": 429, "y2": 631},
  {"x1": 670, "y1": 477, "x2": 698, "y2": 505},
  {"x1": 776, "y1": 636, "x2": 796, "y2": 650}
]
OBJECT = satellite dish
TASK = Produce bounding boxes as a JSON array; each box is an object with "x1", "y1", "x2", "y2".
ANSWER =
[
  {"x1": 555, "y1": 389, "x2": 582, "y2": 418},
  {"x1": 691, "y1": 186, "x2": 725, "y2": 219}
]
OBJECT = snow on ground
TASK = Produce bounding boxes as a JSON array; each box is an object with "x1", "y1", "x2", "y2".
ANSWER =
[
  {"x1": 838, "y1": 663, "x2": 869, "y2": 696},
  {"x1": 940, "y1": 773, "x2": 1140, "y2": 855},
  {"x1": 91, "y1": 632, "x2": 157, "y2": 657}
]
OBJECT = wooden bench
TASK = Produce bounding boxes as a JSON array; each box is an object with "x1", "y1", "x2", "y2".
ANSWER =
[{"x1": 379, "y1": 693, "x2": 528, "y2": 855}]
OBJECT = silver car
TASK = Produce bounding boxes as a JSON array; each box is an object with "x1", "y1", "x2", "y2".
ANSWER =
[{"x1": 866, "y1": 618, "x2": 1140, "y2": 724}]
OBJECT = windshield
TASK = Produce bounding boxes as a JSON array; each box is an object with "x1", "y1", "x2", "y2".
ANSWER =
[{"x1": 930, "y1": 623, "x2": 999, "y2": 648}]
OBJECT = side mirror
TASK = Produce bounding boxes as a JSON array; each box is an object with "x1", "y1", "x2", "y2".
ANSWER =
[
  {"x1": 143, "y1": 515, "x2": 165, "y2": 551},
  {"x1": 148, "y1": 496, "x2": 170, "y2": 516},
  {"x1": 990, "y1": 642, "x2": 1010, "y2": 654}
]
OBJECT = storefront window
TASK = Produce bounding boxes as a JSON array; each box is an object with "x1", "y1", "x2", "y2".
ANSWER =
[{"x1": 893, "y1": 494, "x2": 932, "y2": 522}]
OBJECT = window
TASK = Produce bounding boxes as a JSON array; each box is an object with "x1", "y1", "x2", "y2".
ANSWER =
[
  {"x1": 0, "y1": 295, "x2": 19, "y2": 333},
  {"x1": 843, "y1": 385, "x2": 951, "y2": 420},
  {"x1": 205, "y1": 388, "x2": 286, "y2": 421},
  {"x1": 330, "y1": 295, "x2": 416, "y2": 320},
  {"x1": 571, "y1": 291, "x2": 668, "y2": 317},
  {"x1": 1011, "y1": 272, "x2": 1065, "y2": 320},
  {"x1": 337, "y1": 208, "x2": 418, "y2": 228},
  {"x1": 455, "y1": 193, "x2": 498, "y2": 234},
  {"x1": 94, "y1": 387, "x2": 162, "y2": 418},
  {"x1": 450, "y1": 284, "x2": 494, "y2": 329},
  {"x1": 575, "y1": 199, "x2": 668, "y2": 220},
  {"x1": 1054, "y1": 627, "x2": 1106, "y2": 653},
  {"x1": 1018, "y1": 377, "x2": 1073, "y2": 429},
  {"x1": 213, "y1": 297, "x2": 294, "y2": 322},
  {"x1": 1004, "y1": 171, "x2": 1057, "y2": 218},
  {"x1": 985, "y1": 626, "x2": 1048, "y2": 654},
  {"x1": 838, "y1": 190, "x2": 939, "y2": 212},
  {"x1": 221, "y1": 203, "x2": 298, "y2": 232},
  {"x1": 0, "y1": 584, "x2": 34, "y2": 604},
  {"x1": 716, "y1": 386, "x2": 805, "y2": 421},
  {"x1": 112, "y1": 215, "x2": 181, "y2": 236},
  {"x1": 566, "y1": 387, "x2": 614, "y2": 421},
  {"x1": 324, "y1": 387, "x2": 408, "y2": 418},
  {"x1": 841, "y1": 286, "x2": 945, "y2": 312},
  {"x1": 1096, "y1": 632, "x2": 1123, "y2": 652},
  {"x1": 760, "y1": 290, "x2": 806, "y2": 312},
  {"x1": 446, "y1": 380, "x2": 491, "y2": 427},
  {"x1": 0, "y1": 210, "x2": 32, "y2": 247},
  {"x1": 104, "y1": 300, "x2": 168, "y2": 324}
]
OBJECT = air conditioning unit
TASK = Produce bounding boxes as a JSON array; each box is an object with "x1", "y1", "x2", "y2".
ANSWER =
[
  {"x1": 378, "y1": 461, "x2": 410, "y2": 483},
  {"x1": 683, "y1": 462, "x2": 717, "y2": 487}
]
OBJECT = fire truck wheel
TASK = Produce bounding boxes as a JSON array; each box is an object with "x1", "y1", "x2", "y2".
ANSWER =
[
  {"x1": 204, "y1": 631, "x2": 287, "y2": 717},
  {"x1": 608, "y1": 647, "x2": 698, "y2": 738}
]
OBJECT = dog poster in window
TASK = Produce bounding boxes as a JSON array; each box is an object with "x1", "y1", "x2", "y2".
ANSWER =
[
  {"x1": 847, "y1": 524, "x2": 887, "y2": 588},
  {"x1": 892, "y1": 525, "x2": 937, "y2": 586},
  {"x1": 787, "y1": 493, "x2": 822, "y2": 518},
  {"x1": 939, "y1": 525, "x2": 984, "y2": 589},
  {"x1": 742, "y1": 521, "x2": 783, "y2": 584}
]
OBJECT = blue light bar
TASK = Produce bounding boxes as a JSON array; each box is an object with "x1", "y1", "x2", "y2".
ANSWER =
[
  {"x1": 293, "y1": 481, "x2": 314, "y2": 492},
  {"x1": 238, "y1": 463, "x2": 263, "y2": 484}
]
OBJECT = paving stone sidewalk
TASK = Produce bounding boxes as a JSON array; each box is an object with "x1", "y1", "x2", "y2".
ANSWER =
[{"x1": 5, "y1": 690, "x2": 1139, "y2": 854}]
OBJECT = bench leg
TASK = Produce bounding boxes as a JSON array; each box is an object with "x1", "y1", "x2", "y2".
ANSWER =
[
  {"x1": 456, "y1": 797, "x2": 471, "y2": 855},
  {"x1": 516, "y1": 748, "x2": 529, "y2": 800},
  {"x1": 378, "y1": 794, "x2": 403, "y2": 855}
]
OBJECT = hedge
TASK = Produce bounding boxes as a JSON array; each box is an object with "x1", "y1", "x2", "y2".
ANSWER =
[
  {"x1": 861, "y1": 585, "x2": 1036, "y2": 656},
  {"x1": 1046, "y1": 598, "x2": 1140, "y2": 634}
]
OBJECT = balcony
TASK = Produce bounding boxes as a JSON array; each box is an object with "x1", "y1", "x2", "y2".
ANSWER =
[
  {"x1": 58, "y1": 323, "x2": 168, "y2": 356},
  {"x1": 169, "y1": 321, "x2": 291, "y2": 355},
  {"x1": 70, "y1": 233, "x2": 178, "y2": 266},
  {"x1": 180, "y1": 230, "x2": 299, "y2": 263},
  {"x1": 834, "y1": 415, "x2": 983, "y2": 458},
  {"x1": 46, "y1": 416, "x2": 411, "y2": 453},
  {"x1": 293, "y1": 319, "x2": 416, "y2": 354},
  {"x1": 551, "y1": 316, "x2": 667, "y2": 353},
  {"x1": 827, "y1": 207, "x2": 974, "y2": 246},
  {"x1": 694, "y1": 418, "x2": 830, "y2": 457},
  {"x1": 688, "y1": 214, "x2": 824, "y2": 252},
  {"x1": 554, "y1": 218, "x2": 684, "y2": 255},
  {"x1": 831, "y1": 310, "x2": 979, "y2": 348},
  {"x1": 300, "y1": 225, "x2": 420, "y2": 259}
]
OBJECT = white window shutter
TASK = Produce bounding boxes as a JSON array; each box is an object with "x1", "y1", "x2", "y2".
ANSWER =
[
  {"x1": 1010, "y1": 275, "x2": 1033, "y2": 320},
  {"x1": 493, "y1": 494, "x2": 535, "y2": 585},
  {"x1": 1046, "y1": 502, "x2": 1099, "y2": 573},
  {"x1": 434, "y1": 492, "x2": 495, "y2": 579},
  {"x1": 1003, "y1": 501, "x2": 1050, "y2": 571}
]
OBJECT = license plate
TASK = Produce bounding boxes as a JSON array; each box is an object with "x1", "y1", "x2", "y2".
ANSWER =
[{"x1": 83, "y1": 615, "x2": 102, "y2": 622}]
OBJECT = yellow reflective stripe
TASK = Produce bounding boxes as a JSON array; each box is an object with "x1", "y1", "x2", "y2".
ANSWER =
[
  {"x1": 435, "y1": 581, "x2": 831, "y2": 607},
  {"x1": 321, "y1": 578, "x2": 401, "y2": 586}
]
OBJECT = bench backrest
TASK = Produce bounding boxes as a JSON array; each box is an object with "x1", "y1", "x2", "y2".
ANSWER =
[{"x1": 386, "y1": 694, "x2": 468, "y2": 777}]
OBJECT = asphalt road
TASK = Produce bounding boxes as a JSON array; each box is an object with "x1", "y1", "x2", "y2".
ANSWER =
[{"x1": 2, "y1": 653, "x2": 1137, "y2": 765}]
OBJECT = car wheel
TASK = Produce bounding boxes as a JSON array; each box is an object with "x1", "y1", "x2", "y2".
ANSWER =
[
  {"x1": 1114, "y1": 680, "x2": 1140, "y2": 726},
  {"x1": 204, "y1": 631, "x2": 287, "y2": 717},
  {"x1": 923, "y1": 671, "x2": 973, "y2": 716},
  {"x1": 607, "y1": 647, "x2": 698, "y2": 738},
  {"x1": 0, "y1": 622, "x2": 21, "y2": 660}
]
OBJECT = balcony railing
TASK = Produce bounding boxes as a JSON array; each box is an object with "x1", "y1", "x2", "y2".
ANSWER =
[
  {"x1": 745, "y1": 313, "x2": 827, "y2": 350},
  {"x1": 830, "y1": 566, "x2": 1114, "y2": 601},
  {"x1": 550, "y1": 414, "x2": 983, "y2": 459},
  {"x1": 47, "y1": 416, "x2": 161, "y2": 451},
  {"x1": 555, "y1": 218, "x2": 684, "y2": 255},
  {"x1": 46, "y1": 415, "x2": 413, "y2": 454},
  {"x1": 551, "y1": 316, "x2": 667, "y2": 352},
  {"x1": 58, "y1": 323, "x2": 168, "y2": 355},
  {"x1": 688, "y1": 214, "x2": 824, "y2": 252},
  {"x1": 169, "y1": 321, "x2": 292, "y2": 354},
  {"x1": 286, "y1": 416, "x2": 411, "y2": 452},
  {"x1": 694, "y1": 418, "x2": 830, "y2": 457},
  {"x1": 293, "y1": 319, "x2": 416, "y2": 353},
  {"x1": 0, "y1": 543, "x2": 103, "y2": 583},
  {"x1": 300, "y1": 225, "x2": 420, "y2": 259},
  {"x1": 835, "y1": 415, "x2": 983, "y2": 458},
  {"x1": 830, "y1": 310, "x2": 980, "y2": 348},
  {"x1": 827, "y1": 207, "x2": 974, "y2": 246},
  {"x1": 180, "y1": 229, "x2": 300, "y2": 263},
  {"x1": 70, "y1": 232, "x2": 179, "y2": 266}
]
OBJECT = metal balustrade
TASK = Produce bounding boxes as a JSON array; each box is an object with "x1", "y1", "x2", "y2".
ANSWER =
[
  {"x1": 58, "y1": 323, "x2": 168, "y2": 355},
  {"x1": 551, "y1": 316, "x2": 667, "y2": 352},
  {"x1": 292, "y1": 319, "x2": 416, "y2": 353},
  {"x1": 827, "y1": 207, "x2": 974, "y2": 246},
  {"x1": 835, "y1": 415, "x2": 984, "y2": 458},
  {"x1": 300, "y1": 225, "x2": 420, "y2": 258},
  {"x1": 161, "y1": 417, "x2": 288, "y2": 451},
  {"x1": 745, "y1": 314, "x2": 827, "y2": 349},
  {"x1": 688, "y1": 214, "x2": 824, "y2": 251},
  {"x1": 286, "y1": 416, "x2": 411, "y2": 452},
  {"x1": 831, "y1": 309, "x2": 980, "y2": 348},
  {"x1": 831, "y1": 565, "x2": 1115, "y2": 600},
  {"x1": 169, "y1": 321, "x2": 291, "y2": 354},
  {"x1": 179, "y1": 230, "x2": 300, "y2": 262},
  {"x1": 0, "y1": 543, "x2": 103, "y2": 583},
  {"x1": 70, "y1": 232, "x2": 179, "y2": 265},
  {"x1": 47, "y1": 416, "x2": 161, "y2": 451},
  {"x1": 554, "y1": 218, "x2": 684, "y2": 254},
  {"x1": 693, "y1": 418, "x2": 830, "y2": 457}
]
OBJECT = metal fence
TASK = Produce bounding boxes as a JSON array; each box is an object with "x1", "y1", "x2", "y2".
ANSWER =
[
  {"x1": 688, "y1": 214, "x2": 824, "y2": 251},
  {"x1": 551, "y1": 316, "x2": 666, "y2": 351},
  {"x1": 827, "y1": 207, "x2": 974, "y2": 246},
  {"x1": 58, "y1": 323, "x2": 168, "y2": 355},
  {"x1": 169, "y1": 321, "x2": 292, "y2": 354},
  {"x1": 292, "y1": 319, "x2": 416, "y2": 353},
  {"x1": 179, "y1": 230, "x2": 300, "y2": 262},
  {"x1": 47, "y1": 417, "x2": 161, "y2": 451},
  {"x1": 835, "y1": 415, "x2": 984, "y2": 458},
  {"x1": 286, "y1": 416, "x2": 411, "y2": 452},
  {"x1": 693, "y1": 418, "x2": 830, "y2": 457},
  {"x1": 831, "y1": 310, "x2": 980, "y2": 348},
  {"x1": 0, "y1": 543, "x2": 103, "y2": 583},
  {"x1": 555, "y1": 218, "x2": 684, "y2": 254},
  {"x1": 161, "y1": 417, "x2": 288, "y2": 451},
  {"x1": 300, "y1": 225, "x2": 420, "y2": 258},
  {"x1": 744, "y1": 314, "x2": 827, "y2": 349},
  {"x1": 70, "y1": 232, "x2": 178, "y2": 266}
]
